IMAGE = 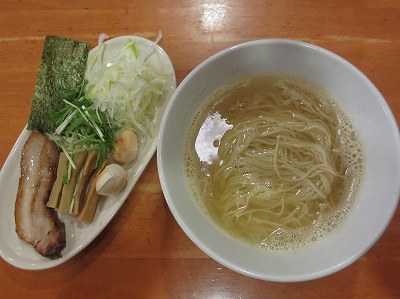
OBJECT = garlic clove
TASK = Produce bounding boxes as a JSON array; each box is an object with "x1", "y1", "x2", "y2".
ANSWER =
[{"x1": 95, "y1": 164, "x2": 127, "y2": 196}]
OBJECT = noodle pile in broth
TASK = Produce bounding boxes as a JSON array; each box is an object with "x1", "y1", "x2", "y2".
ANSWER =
[{"x1": 185, "y1": 76, "x2": 363, "y2": 250}]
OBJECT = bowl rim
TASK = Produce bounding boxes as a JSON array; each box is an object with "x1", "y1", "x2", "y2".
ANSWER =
[{"x1": 157, "y1": 38, "x2": 400, "y2": 282}]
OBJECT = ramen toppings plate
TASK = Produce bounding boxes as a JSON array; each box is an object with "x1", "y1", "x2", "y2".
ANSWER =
[{"x1": 0, "y1": 35, "x2": 176, "y2": 270}]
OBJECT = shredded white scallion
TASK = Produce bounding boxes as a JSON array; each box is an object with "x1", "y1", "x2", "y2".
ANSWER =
[
  {"x1": 85, "y1": 32, "x2": 169, "y2": 140},
  {"x1": 98, "y1": 33, "x2": 109, "y2": 45}
]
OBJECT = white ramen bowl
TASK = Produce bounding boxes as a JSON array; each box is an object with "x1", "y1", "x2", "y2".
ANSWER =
[{"x1": 157, "y1": 39, "x2": 400, "y2": 282}]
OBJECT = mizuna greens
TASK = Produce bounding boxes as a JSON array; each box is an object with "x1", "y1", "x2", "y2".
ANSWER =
[{"x1": 51, "y1": 87, "x2": 117, "y2": 181}]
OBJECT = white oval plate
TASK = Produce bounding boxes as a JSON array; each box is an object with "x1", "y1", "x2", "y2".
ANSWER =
[{"x1": 0, "y1": 35, "x2": 176, "y2": 270}]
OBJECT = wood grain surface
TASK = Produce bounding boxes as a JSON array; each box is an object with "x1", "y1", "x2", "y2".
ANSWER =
[{"x1": 0, "y1": 1, "x2": 399, "y2": 298}]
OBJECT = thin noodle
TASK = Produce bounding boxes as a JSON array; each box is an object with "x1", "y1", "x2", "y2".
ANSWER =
[{"x1": 190, "y1": 76, "x2": 353, "y2": 247}]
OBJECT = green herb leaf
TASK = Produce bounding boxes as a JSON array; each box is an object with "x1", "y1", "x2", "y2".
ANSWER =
[{"x1": 52, "y1": 87, "x2": 118, "y2": 169}]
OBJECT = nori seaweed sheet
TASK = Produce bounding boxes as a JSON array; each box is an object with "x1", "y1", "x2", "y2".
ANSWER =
[{"x1": 27, "y1": 35, "x2": 90, "y2": 133}]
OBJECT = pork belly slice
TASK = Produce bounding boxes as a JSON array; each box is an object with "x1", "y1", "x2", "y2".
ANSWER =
[{"x1": 14, "y1": 130, "x2": 66, "y2": 258}]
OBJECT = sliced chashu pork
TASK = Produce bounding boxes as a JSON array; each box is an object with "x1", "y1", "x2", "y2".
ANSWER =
[{"x1": 14, "y1": 130, "x2": 66, "y2": 258}]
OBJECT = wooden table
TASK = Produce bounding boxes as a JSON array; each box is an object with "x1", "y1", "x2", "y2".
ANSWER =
[{"x1": 1, "y1": 1, "x2": 399, "y2": 298}]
